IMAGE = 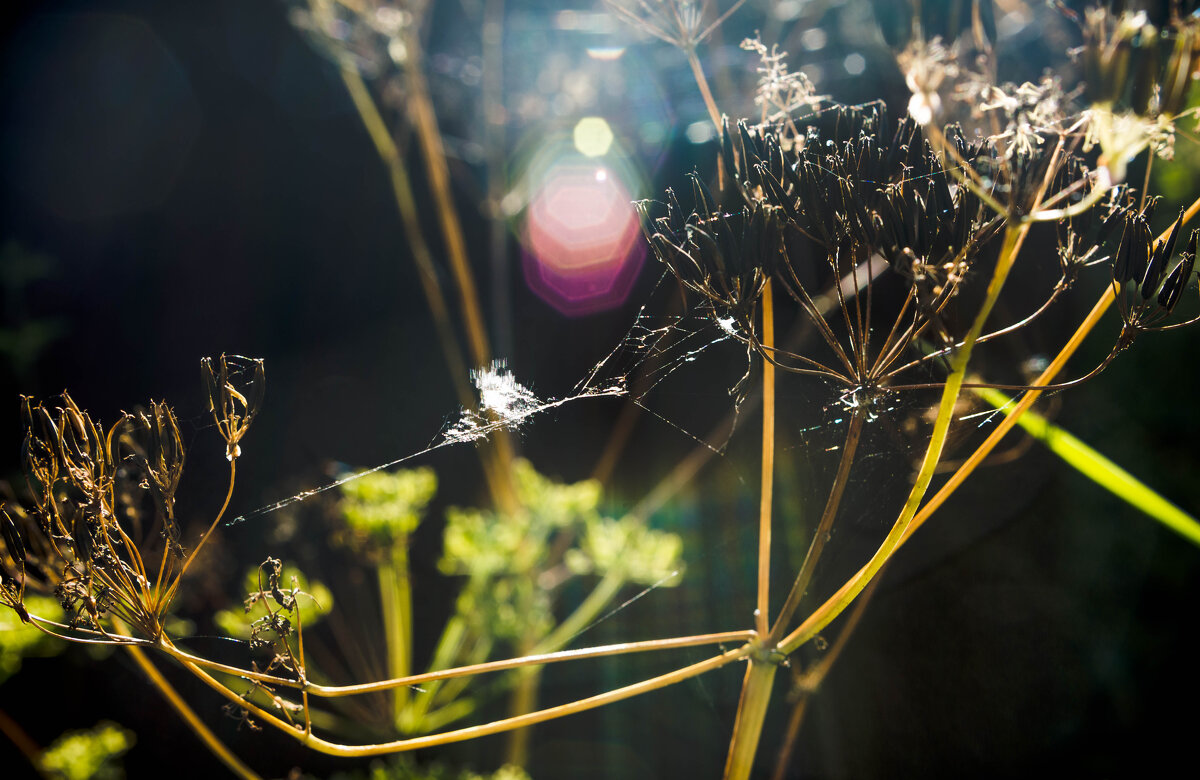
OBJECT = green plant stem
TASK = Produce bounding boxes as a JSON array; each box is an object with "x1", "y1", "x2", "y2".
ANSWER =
[
  {"x1": 974, "y1": 386, "x2": 1200, "y2": 547},
  {"x1": 768, "y1": 404, "x2": 866, "y2": 645},
  {"x1": 379, "y1": 540, "x2": 413, "y2": 725},
  {"x1": 723, "y1": 660, "x2": 778, "y2": 780},
  {"x1": 502, "y1": 571, "x2": 628, "y2": 764},
  {"x1": 780, "y1": 221, "x2": 1030, "y2": 656},
  {"x1": 118, "y1": 623, "x2": 260, "y2": 780},
  {"x1": 904, "y1": 192, "x2": 1200, "y2": 545},
  {"x1": 532, "y1": 571, "x2": 626, "y2": 656},
  {"x1": 505, "y1": 639, "x2": 537, "y2": 767}
]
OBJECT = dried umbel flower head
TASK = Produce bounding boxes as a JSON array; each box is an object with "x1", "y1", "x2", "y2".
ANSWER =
[
  {"x1": 1111, "y1": 203, "x2": 1200, "y2": 338},
  {"x1": 202, "y1": 354, "x2": 265, "y2": 461},
  {"x1": 643, "y1": 105, "x2": 1014, "y2": 397},
  {"x1": 740, "y1": 35, "x2": 827, "y2": 126},
  {"x1": 289, "y1": 0, "x2": 419, "y2": 75},
  {"x1": 0, "y1": 356, "x2": 267, "y2": 643},
  {"x1": 636, "y1": 178, "x2": 777, "y2": 338},
  {"x1": 9, "y1": 393, "x2": 187, "y2": 638},
  {"x1": 607, "y1": 0, "x2": 746, "y2": 52}
]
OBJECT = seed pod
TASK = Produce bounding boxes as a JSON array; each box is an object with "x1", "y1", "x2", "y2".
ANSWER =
[
  {"x1": 1157, "y1": 229, "x2": 1197, "y2": 312},
  {"x1": 1141, "y1": 210, "x2": 1184, "y2": 299}
]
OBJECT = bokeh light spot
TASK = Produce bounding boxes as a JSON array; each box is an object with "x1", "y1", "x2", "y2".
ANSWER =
[
  {"x1": 686, "y1": 120, "x2": 716, "y2": 144},
  {"x1": 520, "y1": 154, "x2": 644, "y2": 316},
  {"x1": 574, "y1": 116, "x2": 615, "y2": 157}
]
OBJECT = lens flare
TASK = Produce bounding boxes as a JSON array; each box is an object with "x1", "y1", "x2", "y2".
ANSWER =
[
  {"x1": 573, "y1": 116, "x2": 614, "y2": 157},
  {"x1": 522, "y1": 157, "x2": 643, "y2": 316}
]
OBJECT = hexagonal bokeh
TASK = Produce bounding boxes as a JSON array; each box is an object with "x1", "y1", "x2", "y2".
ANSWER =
[{"x1": 521, "y1": 159, "x2": 644, "y2": 316}]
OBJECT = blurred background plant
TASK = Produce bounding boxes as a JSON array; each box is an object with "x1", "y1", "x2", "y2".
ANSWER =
[{"x1": 0, "y1": 1, "x2": 1198, "y2": 779}]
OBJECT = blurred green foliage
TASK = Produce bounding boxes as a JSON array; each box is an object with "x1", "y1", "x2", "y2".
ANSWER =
[
  {"x1": 213, "y1": 562, "x2": 334, "y2": 640},
  {"x1": 339, "y1": 468, "x2": 438, "y2": 549},
  {"x1": 39, "y1": 721, "x2": 134, "y2": 780},
  {"x1": 0, "y1": 594, "x2": 63, "y2": 684}
]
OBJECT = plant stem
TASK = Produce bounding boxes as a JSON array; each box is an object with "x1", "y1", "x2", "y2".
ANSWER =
[
  {"x1": 532, "y1": 571, "x2": 626, "y2": 655},
  {"x1": 757, "y1": 280, "x2": 776, "y2": 636},
  {"x1": 686, "y1": 45, "x2": 723, "y2": 131},
  {"x1": 120, "y1": 626, "x2": 260, "y2": 780},
  {"x1": 337, "y1": 65, "x2": 474, "y2": 412},
  {"x1": 903, "y1": 192, "x2": 1200, "y2": 546},
  {"x1": 379, "y1": 540, "x2": 413, "y2": 725},
  {"x1": 164, "y1": 460, "x2": 236, "y2": 614},
  {"x1": 768, "y1": 404, "x2": 866, "y2": 644},
  {"x1": 770, "y1": 572, "x2": 881, "y2": 780},
  {"x1": 404, "y1": 30, "x2": 491, "y2": 371},
  {"x1": 779, "y1": 221, "x2": 1031, "y2": 656},
  {"x1": 505, "y1": 639, "x2": 537, "y2": 766},
  {"x1": 723, "y1": 659, "x2": 779, "y2": 780},
  {"x1": 176, "y1": 641, "x2": 754, "y2": 757},
  {"x1": 161, "y1": 629, "x2": 754, "y2": 696}
]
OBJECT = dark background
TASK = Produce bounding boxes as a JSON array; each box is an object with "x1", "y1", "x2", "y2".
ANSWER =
[{"x1": 1, "y1": 1, "x2": 1198, "y2": 778}]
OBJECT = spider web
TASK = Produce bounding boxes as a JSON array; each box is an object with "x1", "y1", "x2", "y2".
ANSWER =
[{"x1": 228, "y1": 274, "x2": 747, "y2": 526}]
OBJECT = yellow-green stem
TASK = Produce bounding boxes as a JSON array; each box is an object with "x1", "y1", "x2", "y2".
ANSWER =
[
  {"x1": 379, "y1": 541, "x2": 413, "y2": 724},
  {"x1": 532, "y1": 571, "x2": 626, "y2": 656},
  {"x1": 164, "y1": 460, "x2": 236, "y2": 614},
  {"x1": 122, "y1": 629, "x2": 260, "y2": 780},
  {"x1": 780, "y1": 221, "x2": 1030, "y2": 655},
  {"x1": 505, "y1": 641, "x2": 538, "y2": 767},
  {"x1": 686, "y1": 46, "x2": 723, "y2": 131},
  {"x1": 904, "y1": 192, "x2": 1200, "y2": 544},
  {"x1": 723, "y1": 660, "x2": 779, "y2": 780},
  {"x1": 177, "y1": 641, "x2": 753, "y2": 757},
  {"x1": 337, "y1": 65, "x2": 473, "y2": 412}
]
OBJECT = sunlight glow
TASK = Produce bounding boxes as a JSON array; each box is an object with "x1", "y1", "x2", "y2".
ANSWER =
[
  {"x1": 522, "y1": 158, "x2": 643, "y2": 316},
  {"x1": 574, "y1": 116, "x2": 615, "y2": 157}
]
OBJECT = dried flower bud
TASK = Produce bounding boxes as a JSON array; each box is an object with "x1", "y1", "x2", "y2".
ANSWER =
[{"x1": 201, "y1": 355, "x2": 265, "y2": 461}]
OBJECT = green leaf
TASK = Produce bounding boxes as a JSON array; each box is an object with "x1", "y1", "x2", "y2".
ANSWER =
[{"x1": 974, "y1": 387, "x2": 1200, "y2": 548}]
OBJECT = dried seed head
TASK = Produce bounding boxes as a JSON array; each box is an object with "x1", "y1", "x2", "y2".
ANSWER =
[{"x1": 202, "y1": 355, "x2": 265, "y2": 461}]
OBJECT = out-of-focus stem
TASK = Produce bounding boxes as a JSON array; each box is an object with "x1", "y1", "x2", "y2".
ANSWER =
[
  {"x1": 483, "y1": 0, "x2": 512, "y2": 359},
  {"x1": 505, "y1": 639, "x2": 537, "y2": 766},
  {"x1": 686, "y1": 46, "x2": 723, "y2": 131},
  {"x1": 404, "y1": 30, "x2": 490, "y2": 370},
  {"x1": 379, "y1": 540, "x2": 413, "y2": 724},
  {"x1": 532, "y1": 571, "x2": 626, "y2": 656},
  {"x1": 770, "y1": 573, "x2": 881, "y2": 780},
  {"x1": 121, "y1": 627, "x2": 260, "y2": 780},
  {"x1": 337, "y1": 66, "x2": 474, "y2": 411},
  {"x1": 0, "y1": 708, "x2": 49, "y2": 779}
]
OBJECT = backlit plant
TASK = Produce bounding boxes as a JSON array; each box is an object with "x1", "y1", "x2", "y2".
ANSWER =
[{"x1": 3, "y1": 1, "x2": 1200, "y2": 778}]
